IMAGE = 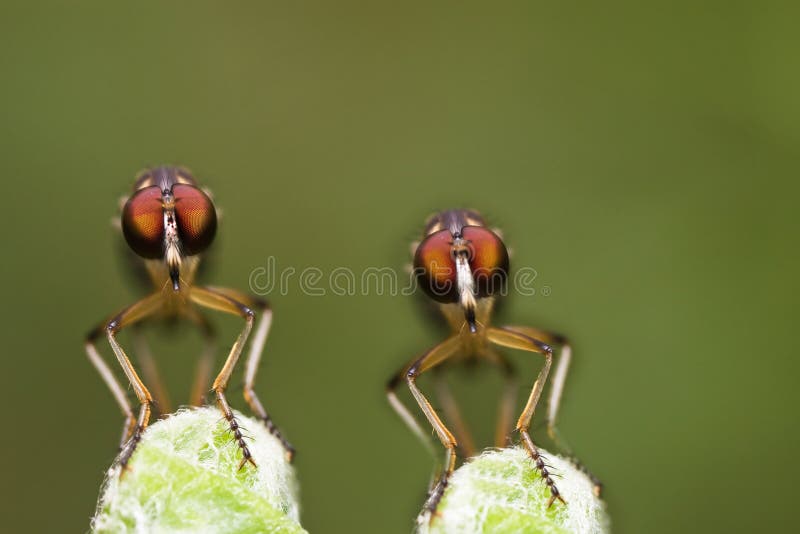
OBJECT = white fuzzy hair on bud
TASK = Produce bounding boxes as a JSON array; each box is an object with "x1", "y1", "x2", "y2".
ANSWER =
[
  {"x1": 91, "y1": 407, "x2": 305, "y2": 534},
  {"x1": 417, "y1": 447, "x2": 609, "y2": 534}
]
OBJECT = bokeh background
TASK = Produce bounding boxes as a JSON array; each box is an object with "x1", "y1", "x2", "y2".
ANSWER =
[{"x1": 1, "y1": 2, "x2": 798, "y2": 533}]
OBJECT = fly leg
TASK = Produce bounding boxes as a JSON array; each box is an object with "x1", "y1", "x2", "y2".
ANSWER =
[
  {"x1": 85, "y1": 292, "x2": 163, "y2": 472},
  {"x1": 389, "y1": 336, "x2": 462, "y2": 521},
  {"x1": 200, "y1": 287, "x2": 294, "y2": 461},
  {"x1": 501, "y1": 325, "x2": 602, "y2": 495},
  {"x1": 487, "y1": 327, "x2": 565, "y2": 507}
]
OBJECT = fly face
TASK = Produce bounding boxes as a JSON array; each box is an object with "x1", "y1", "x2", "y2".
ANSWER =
[
  {"x1": 121, "y1": 167, "x2": 217, "y2": 291},
  {"x1": 413, "y1": 209, "x2": 509, "y2": 332}
]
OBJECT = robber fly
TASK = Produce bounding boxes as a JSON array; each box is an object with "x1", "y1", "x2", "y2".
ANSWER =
[
  {"x1": 85, "y1": 166, "x2": 293, "y2": 472},
  {"x1": 387, "y1": 209, "x2": 601, "y2": 518}
]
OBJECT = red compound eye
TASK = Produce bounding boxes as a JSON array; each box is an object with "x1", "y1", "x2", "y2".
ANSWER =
[
  {"x1": 414, "y1": 229, "x2": 459, "y2": 303},
  {"x1": 121, "y1": 186, "x2": 164, "y2": 259},
  {"x1": 461, "y1": 226, "x2": 509, "y2": 298},
  {"x1": 172, "y1": 184, "x2": 217, "y2": 255}
]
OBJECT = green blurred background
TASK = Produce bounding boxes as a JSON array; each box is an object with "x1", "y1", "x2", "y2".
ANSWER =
[{"x1": 1, "y1": 2, "x2": 798, "y2": 533}]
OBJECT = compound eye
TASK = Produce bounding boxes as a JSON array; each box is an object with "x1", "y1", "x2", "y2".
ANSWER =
[
  {"x1": 413, "y1": 229, "x2": 459, "y2": 303},
  {"x1": 461, "y1": 226, "x2": 509, "y2": 297},
  {"x1": 173, "y1": 185, "x2": 217, "y2": 255},
  {"x1": 121, "y1": 186, "x2": 164, "y2": 259}
]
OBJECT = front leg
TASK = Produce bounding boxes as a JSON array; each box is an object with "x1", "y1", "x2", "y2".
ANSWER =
[
  {"x1": 201, "y1": 286, "x2": 294, "y2": 462},
  {"x1": 85, "y1": 292, "x2": 163, "y2": 472},
  {"x1": 189, "y1": 286, "x2": 259, "y2": 469},
  {"x1": 501, "y1": 325, "x2": 602, "y2": 495},
  {"x1": 486, "y1": 327, "x2": 565, "y2": 507},
  {"x1": 394, "y1": 336, "x2": 463, "y2": 521}
]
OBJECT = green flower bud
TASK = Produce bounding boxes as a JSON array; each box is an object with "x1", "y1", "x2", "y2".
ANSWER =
[
  {"x1": 92, "y1": 407, "x2": 305, "y2": 533},
  {"x1": 418, "y1": 447, "x2": 609, "y2": 534}
]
